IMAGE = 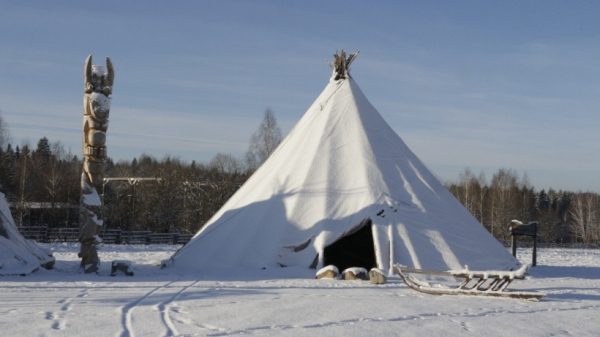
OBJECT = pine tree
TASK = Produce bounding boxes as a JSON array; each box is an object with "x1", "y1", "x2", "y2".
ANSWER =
[{"x1": 35, "y1": 137, "x2": 51, "y2": 159}]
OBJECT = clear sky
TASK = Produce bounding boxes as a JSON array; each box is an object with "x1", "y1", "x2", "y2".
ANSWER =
[{"x1": 1, "y1": 1, "x2": 599, "y2": 192}]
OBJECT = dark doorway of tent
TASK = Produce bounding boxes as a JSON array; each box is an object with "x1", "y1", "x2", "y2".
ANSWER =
[{"x1": 323, "y1": 219, "x2": 377, "y2": 271}]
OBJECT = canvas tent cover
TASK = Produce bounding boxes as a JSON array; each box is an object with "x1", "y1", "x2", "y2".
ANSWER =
[
  {"x1": 169, "y1": 70, "x2": 517, "y2": 274},
  {"x1": 0, "y1": 192, "x2": 54, "y2": 275}
]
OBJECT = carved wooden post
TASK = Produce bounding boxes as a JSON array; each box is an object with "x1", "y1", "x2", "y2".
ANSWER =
[{"x1": 79, "y1": 55, "x2": 114, "y2": 273}]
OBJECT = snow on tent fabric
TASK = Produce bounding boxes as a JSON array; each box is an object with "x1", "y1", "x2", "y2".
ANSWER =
[
  {"x1": 0, "y1": 192, "x2": 55, "y2": 275},
  {"x1": 168, "y1": 56, "x2": 518, "y2": 275}
]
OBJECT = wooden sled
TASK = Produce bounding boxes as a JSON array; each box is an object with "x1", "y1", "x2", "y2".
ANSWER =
[{"x1": 393, "y1": 264, "x2": 543, "y2": 301}]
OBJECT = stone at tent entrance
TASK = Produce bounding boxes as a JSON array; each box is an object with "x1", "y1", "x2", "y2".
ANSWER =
[
  {"x1": 342, "y1": 267, "x2": 368, "y2": 280},
  {"x1": 369, "y1": 268, "x2": 387, "y2": 284},
  {"x1": 316, "y1": 265, "x2": 339, "y2": 279}
]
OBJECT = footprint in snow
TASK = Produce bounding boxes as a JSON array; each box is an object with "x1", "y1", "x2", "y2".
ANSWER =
[
  {"x1": 51, "y1": 320, "x2": 65, "y2": 330},
  {"x1": 175, "y1": 317, "x2": 192, "y2": 325}
]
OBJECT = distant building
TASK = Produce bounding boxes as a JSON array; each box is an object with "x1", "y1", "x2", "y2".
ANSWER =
[{"x1": 8, "y1": 201, "x2": 79, "y2": 227}]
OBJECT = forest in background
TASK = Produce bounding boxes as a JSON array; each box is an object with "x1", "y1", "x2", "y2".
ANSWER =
[{"x1": 1, "y1": 111, "x2": 599, "y2": 245}]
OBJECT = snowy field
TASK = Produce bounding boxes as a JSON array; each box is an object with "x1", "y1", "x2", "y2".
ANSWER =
[{"x1": 1, "y1": 244, "x2": 599, "y2": 337}]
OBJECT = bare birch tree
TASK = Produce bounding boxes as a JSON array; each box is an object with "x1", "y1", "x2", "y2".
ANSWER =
[
  {"x1": 210, "y1": 153, "x2": 243, "y2": 174},
  {"x1": 489, "y1": 169, "x2": 519, "y2": 239},
  {"x1": 246, "y1": 109, "x2": 282, "y2": 171},
  {"x1": 457, "y1": 168, "x2": 482, "y2": 221},
  {"x1": 569, "y1": 193, "x2": 600, "y2": 243},
  {"x1": 0, "y1": 113, "x2": 8, "y2": 150}
]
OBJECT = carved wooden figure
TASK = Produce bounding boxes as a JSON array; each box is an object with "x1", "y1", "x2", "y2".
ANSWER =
[{"x1": 79, "y1": 55, "x2": 114, "y2": 273}]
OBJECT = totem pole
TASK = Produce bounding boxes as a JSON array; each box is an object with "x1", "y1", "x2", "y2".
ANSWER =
[{"x1": 79, "y1": 55, "x2": 114, "y2": 273}]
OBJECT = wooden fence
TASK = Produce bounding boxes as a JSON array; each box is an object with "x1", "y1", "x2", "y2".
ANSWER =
[{"x1": 17, "y1": 226, "x2": 193, "y2": 245}]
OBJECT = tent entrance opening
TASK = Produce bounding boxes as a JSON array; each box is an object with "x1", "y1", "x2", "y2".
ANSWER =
[{"x1": 323, "y1": 220, "x2": 376, "y2": 271}]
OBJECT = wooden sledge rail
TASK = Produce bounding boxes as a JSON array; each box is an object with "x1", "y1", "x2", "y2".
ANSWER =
[{"x1": 393, "y1": 264, "x2": 544, "y2": 300}]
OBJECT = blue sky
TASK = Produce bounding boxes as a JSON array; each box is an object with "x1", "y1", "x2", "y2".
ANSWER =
[{"x1": 1, "y1": 1, "x2": 599, "y2": 192}]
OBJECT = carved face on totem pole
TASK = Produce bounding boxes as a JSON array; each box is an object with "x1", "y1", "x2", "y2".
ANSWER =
[{"x1": 83, "y1": 55, "x2": 114, "y2": 186}]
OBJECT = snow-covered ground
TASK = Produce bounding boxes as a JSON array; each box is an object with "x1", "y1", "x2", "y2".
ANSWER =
[{"x1": 1, "y1": 244, "x2": 599, "y2": 337}]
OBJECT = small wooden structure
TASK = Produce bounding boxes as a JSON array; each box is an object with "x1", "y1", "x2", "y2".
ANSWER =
[{"x1": 508, "y1": 220, "x2": 538, "y2": 266}]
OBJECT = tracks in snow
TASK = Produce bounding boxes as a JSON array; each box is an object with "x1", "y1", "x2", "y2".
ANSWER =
[
  {"x1": 118, "y1": 280, "x2": 200, "y2": 337},
  {"x1": 118, "y1": 281, "x2": 175, "y2": 337},
  {"x1": 206, "y1": 302, "x2": 600, "y2": 336},
  {"x1": 158, "y1": 280, "x2": 200, "y2": 337},
  {"x1": 45, "y1": 287, "x2": 90, "y2": 331}
]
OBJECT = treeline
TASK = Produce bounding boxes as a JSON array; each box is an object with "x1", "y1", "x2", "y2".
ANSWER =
[
  {"x1": 1, "y1": 113, "x2": 600, "y2": 243},
  {"x1": 0, "y1": 110, "x2": 282, "y2": 234},
  {"x1": 0, "y1": 137, "x2": 81, "y2": 226},
  {"x1": 445, "y1": 168, "x2": 600, "y2": 245},
  {"x1": 101, "y1": 154, "x2": 251, "y2": 233},
  {"x1": 0, "y1": 137, "x2": 253, "y2": 233}
]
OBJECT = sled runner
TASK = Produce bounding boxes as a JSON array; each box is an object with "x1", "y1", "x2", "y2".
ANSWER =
[{"x1": 393, "y1": 264, "x2": 544, "y2": 300}]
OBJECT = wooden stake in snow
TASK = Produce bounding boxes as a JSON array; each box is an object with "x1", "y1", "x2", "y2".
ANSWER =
[
  {"x1": 332, "y1": 50, "x2": 358, "y2": 81},
  {"x1": 79, "y1": 55, "x2": 114, "y2": 273}
]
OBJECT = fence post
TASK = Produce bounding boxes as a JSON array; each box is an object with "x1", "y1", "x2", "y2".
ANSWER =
[{"x1": 532, "y1": 233, "x2": 537, "y2": 266}]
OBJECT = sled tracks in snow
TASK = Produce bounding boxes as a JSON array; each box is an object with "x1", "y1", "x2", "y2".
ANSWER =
[{"x1": 118, "y1": 280, "x2": 200, "y2": 337}]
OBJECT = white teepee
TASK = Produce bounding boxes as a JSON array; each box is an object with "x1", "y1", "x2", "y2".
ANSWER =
[
  {"x1": 0, "y1": 192, "x2": 55, "y2": 275},
  {"x1": 168, "y1": 54, "x2": 517, "y2": 274}
]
